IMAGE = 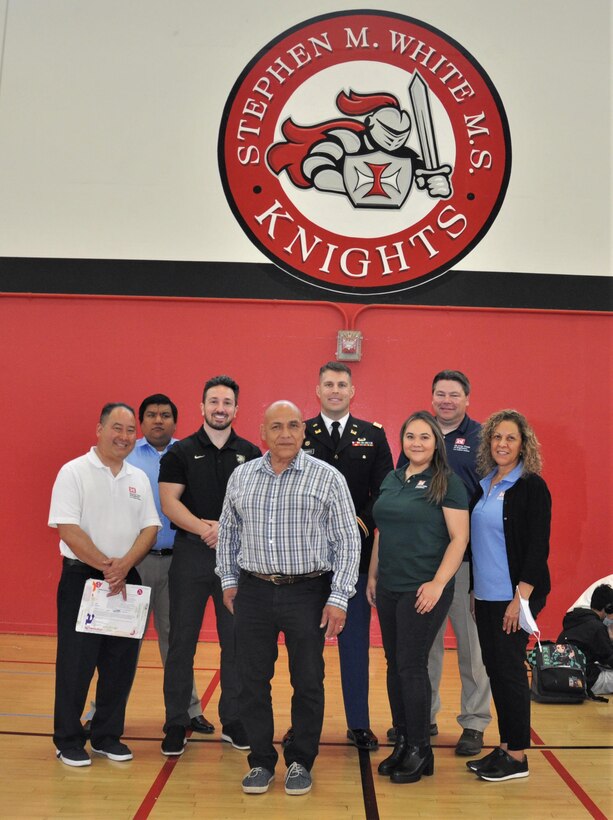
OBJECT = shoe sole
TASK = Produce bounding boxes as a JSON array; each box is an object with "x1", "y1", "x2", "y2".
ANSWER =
[
  {"x1": 242, "y1": 776, "x2": 274, "y2": 794},
  {"x1": 221, "y1": 733, "x2": 250, "y2": 750},
  {"x1": 91, "y1": 747, "x2": 133, "y2": 761},
  {"x1": 285, "y1": 785, "x2": 312, "y2": 795},
  {"x1": 56, "y1": 750, "x2": 91, "y2": 767},
  {"x1": 161, "y1": 739, "x2": 186, "y2": 757},
  {"x1": 478, "y1": 770, "x2": 529, "y2": 781},
  {"x1": 456, "y1": 747, "x2": 483, "y2": 756}
]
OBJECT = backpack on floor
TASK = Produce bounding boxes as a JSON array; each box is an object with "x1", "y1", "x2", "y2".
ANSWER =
[{"x1": 527, "y1": 641, "x2": 587, "y2": 703}]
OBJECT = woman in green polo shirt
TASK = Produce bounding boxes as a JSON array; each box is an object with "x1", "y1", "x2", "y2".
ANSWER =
[{"x1": 367, "y1": 410, "x2": 469, "y2": 784}]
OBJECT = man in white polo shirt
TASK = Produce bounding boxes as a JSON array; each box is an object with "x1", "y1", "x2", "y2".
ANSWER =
[{"x1": 49, "y1": 403, "x2": 160, "y2": 767}]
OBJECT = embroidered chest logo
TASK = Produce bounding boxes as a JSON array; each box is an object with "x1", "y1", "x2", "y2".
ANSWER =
[
  {"x1": 129, "y1": 486, "x2": 142, "y2": 501},
  {"x1": 416, "y1": 480, "x2": 428, "y2": 489},
  {"x1": 453, "y1": 437, "x2": 471, "y2": 452},
  {"x1": 219, "y1": 10, "x2": 510, "y2": 296}
]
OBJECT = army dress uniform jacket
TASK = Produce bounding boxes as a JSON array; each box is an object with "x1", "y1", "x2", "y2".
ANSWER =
[{"x1": 303, "y1": 414, "x2": 393, "y2": 573}]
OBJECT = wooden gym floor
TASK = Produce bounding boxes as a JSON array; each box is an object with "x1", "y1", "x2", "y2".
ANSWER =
[{"x1": 0, "y1": 634, "x2": 610, "y2": 819}]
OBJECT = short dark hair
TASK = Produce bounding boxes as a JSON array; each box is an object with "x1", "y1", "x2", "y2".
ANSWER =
[
  {"x1": 432, "y1": 370, "x2": 471, "y2": 396},
  {"x1": 202, "y1": 375, "x2": 239, "y2": 403},
  {"x1": 590, "y1": 584, "x2": 613, "y2": 612},
  {"x1": 138, "y1": 394, "x2": 178, "y2": 423},
  {"x1": 99, "y1": 402, "x2": 135, "y2": 424},
  {"x1": 319, "y1": 361, "x2": 352, "y2": 378}
]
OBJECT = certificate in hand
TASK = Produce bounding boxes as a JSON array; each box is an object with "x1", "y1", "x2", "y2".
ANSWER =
[{"x1": 75, "y1": 578, "x2": 151, "y2": 639}]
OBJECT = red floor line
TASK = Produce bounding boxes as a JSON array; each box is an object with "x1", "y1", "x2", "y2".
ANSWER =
[
  {"x1": 532, "y1": 728, "x2": 607, "y2": 820},
  {"x1": 132, "y1": 669, "x2": 221, "y2": 820}
]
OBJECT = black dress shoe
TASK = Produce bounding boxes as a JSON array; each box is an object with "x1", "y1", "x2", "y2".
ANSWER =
[
  {"x1": 390, "y1": 745, "x2": 434, "y2": 784},
  {"x1": 378, "y1": 732, "x2": 407, "y2": 776},
  {"x1": 455, "y1": 728, "x2": 484, "y2": 756},
  {"x1": 281, "y1": 726, "x2": 294, "y2": 748},
  {"x1": 190, "y1": 715, "x2": 215, "y2": 734},
  {"x1": 347, "y1": 728, "x2": 379, "y2": 751}
]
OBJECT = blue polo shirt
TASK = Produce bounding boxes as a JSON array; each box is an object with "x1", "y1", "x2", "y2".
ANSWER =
[
  {"x1": 127, "y1": 437, "x2": 178, "y2": 550},
  {"x1": 470, "y1": 462, "x2": 524, "y2": 601}
]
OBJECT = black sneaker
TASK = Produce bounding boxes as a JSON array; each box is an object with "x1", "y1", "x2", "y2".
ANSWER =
[
  {"x1": 477, "y1": 751, "x2": 529, "y2": 781},
  {"x1": 466, "y1": 746, "x2": 505, "y2": 773},
  {"x1": 56, "y1": 747, "x2": 91, "y2": 767},
  {"x1": 221, "y1": 722, "x2": 250, "y2": 750},
  {"x1": 91, "y1": 741, "x2": 133, "y2": 761},
  {"x1": 161, "y1": 725, "x2": 187, "y2": 756}
]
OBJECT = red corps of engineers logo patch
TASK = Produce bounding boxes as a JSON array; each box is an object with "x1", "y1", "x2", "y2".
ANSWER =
[{"x1": 218, "y1": 10, "x2": 511, "y2": 295}]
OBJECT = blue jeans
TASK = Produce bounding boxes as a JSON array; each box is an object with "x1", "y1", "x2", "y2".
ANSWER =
[{"x1": 377, "y1": 582, "x2": 453, "y2": 746}]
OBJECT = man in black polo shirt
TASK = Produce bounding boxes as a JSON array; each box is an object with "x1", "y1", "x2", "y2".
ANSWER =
[
  {"x1": 159, "y1": 375, "x2": 261, "y2": 756},
  {"x1": 396, "y1": 370, "x2": 491, "y2": 756}
]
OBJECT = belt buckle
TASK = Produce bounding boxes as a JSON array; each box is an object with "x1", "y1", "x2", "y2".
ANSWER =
[{"x1": 269, "y1": 574, "x2": 285, "y2": 585}]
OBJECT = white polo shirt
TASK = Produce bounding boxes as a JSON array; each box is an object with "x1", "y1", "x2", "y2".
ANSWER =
[{"x1": 49, "y1": 447, "x2": 161, "y2": 559}]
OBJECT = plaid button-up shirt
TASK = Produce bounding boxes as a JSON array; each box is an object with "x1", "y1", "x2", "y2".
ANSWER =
[{"x1": 216, "y1": 450, "x2": 360, "y2": 610}]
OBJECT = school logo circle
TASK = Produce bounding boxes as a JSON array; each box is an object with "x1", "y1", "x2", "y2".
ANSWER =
[{"x1": 219, "y1": 10, "x2": 511, "y2": 295}]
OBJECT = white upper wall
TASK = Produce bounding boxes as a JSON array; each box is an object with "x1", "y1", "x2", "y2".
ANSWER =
[{"x1": 0, "y1": 0, "x2": 610, "y2": 275}]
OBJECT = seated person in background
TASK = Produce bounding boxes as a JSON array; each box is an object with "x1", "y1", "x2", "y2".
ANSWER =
[{"x1": 558, "y1": 584, "x2": 613, "y2": 696}]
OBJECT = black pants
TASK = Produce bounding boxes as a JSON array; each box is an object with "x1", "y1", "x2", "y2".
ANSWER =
[
  {"x1": 163, "y1": 536, "x2": 240, "y2": 730},
  {"x1": 475, "y1": 597, "x2": 544, "y2": 751},
  {"x1": 377, "y1": 582, "x2": 453, "y2": 746},
  {"x1": 53, "y1": 559, "x2": 141, "y2": 752},
  {"x1": 234, "y1": 571, "x2": 330, "y2": 773}
]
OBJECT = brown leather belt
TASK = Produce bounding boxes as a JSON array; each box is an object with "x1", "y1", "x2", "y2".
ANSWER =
[{"x1": 247, "y1": 570, "x2": 328, "y2": 586}]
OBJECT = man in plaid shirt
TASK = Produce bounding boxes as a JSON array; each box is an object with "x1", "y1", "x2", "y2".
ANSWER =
[{"x1": 217, "y1": 400, "x2": 360, "y2": 796}]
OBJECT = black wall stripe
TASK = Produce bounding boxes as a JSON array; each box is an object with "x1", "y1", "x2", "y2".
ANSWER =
[{"x1": 0, "y1": 257, "x2": 610, "y2": 312}]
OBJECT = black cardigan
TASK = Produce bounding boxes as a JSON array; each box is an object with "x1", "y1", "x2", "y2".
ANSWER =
[{"x1": 469, "y1": 472, "x2": 552, "y2": 601}]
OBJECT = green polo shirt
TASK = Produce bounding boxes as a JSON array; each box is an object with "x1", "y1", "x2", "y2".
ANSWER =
[{"x1": 373, "y1": 467, "x2": 468, "y2": 591}]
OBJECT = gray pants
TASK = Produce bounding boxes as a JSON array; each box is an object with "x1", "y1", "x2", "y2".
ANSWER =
[{"x1": 428, "y1": 562, "x2": 492, "y2": 731}]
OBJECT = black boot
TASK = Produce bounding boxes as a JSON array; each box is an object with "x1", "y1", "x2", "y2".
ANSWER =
[
  {"x1": 377, "y1": 730, "x2": 408, "y2": 776},
  {"x1": 390, "y1": 744, "x2": 434, "y2": 784}
]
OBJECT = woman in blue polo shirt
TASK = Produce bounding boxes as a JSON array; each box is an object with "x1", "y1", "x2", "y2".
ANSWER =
[
  {"x1": 466, "y1": 409, "x2": 551, "y2": 783},
  {"x1": 367, "y1": 411, "x2": 469, "y2": 784}
]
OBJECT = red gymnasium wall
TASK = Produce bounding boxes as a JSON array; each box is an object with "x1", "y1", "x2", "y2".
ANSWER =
[{"x1": 0, "y1": 294, "x2": 610, "y2": 645}]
